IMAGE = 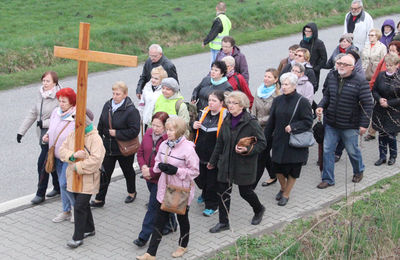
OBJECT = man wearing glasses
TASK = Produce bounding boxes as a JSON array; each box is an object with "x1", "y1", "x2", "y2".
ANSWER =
[
  {"x1": 343, "y1": 0, "x2": 374, "y2": 51},
  {"x1": 316, "y1": 54, "x2": 373, "y2": 189}
]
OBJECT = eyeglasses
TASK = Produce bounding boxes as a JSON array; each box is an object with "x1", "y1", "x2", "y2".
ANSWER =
[
  {"x1": 350, "y1": 6, "x2": 361, "y2": 11},
  {"x1": 226, "y1": 101, "x2": 240, "y2": 105},
  {"x1": 304, "y1": 30, "x2": 312, "y2": 33},
  {"x1": 368, "y1": 34, "x2": 376, "y2": 37},
  {"x1": 294, "y1": 54, "x2": 304, "y2": 57},
  {"x1": 291, "y1": 70, "x2": 301, "y2": 73},
  {"x1": 336, "y1": 62, "x2": 353, "y2": 67}
]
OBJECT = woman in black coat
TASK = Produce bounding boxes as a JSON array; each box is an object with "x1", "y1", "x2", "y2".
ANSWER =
[
  {"x1": 372, "y1": 54, "x2": 400, "y2": 166},
  {"x1": 90, "y1": 81, "x2": 141, "y2": 207},
  {"x1": 264, "y1": 73, "x2": 313, "y2": 206},
  {"x1": 207, "y1": 91, "x2": 266, "y2": 233}
]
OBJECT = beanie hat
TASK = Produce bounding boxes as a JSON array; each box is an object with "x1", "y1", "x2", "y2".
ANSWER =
[
  {"x1": 340, "y1": 33, "x2": 354, "y2": 44},
  {"x1": 346, "y1": 49, "x2": 360, "y2": 62},
  {"x1": 86, "y1": 108, "x2": 94, "y2": 125},
  {"x1": 161, "y1": 78, "x2": 179, "y2": 93}
]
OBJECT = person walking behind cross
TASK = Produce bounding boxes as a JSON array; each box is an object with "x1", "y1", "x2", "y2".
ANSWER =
[
  {"x1": 316, "y1": 54, "x2": 373, "y2": 189},
  {"x1": 202, "y1": 1, "x2": 231, "y2": 65}
]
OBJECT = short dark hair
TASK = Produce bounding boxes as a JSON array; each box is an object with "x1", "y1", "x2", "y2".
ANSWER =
[
  {"x1": 41, "y1": 71, "x2": 59, "y2": 86},
  {"x1": 209, "y1": 90, "x2": 225, "y2": 102},
  {"x1": 289, "y1": 44, "x2": 300, "y2": 51},
  {"x1": 152, "y1": 111, "x2": 169, "y2": 125},
  {"x1": 211, "y1": 60, "x2": 227, "y2": 76},
  {"x1": 221, "y1": 36, "x2": 235, "y2": 47}
]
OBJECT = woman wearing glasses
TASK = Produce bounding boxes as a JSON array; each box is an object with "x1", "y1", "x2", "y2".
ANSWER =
[{"x1": 361, "y1": 28, "x2": 387, "y2": 81}]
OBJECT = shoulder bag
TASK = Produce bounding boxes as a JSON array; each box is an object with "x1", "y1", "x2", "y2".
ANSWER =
[
  {"x1": 108, "y1": 111, "x2": 140, "y2": 156},
  {"x1": 45, "y1": 121, "x2": 71, "y2": 173},
  {"x1": 288, "y1": 97, "x2": 315, "y2": 148},
  {"x1": 160, "y1": 146, "x2": 191, "y2": 215}
]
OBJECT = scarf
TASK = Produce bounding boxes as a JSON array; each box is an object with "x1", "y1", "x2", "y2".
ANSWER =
[
  {"x1": 384, "y1": 31, "x2": 392, "y2": 37},
  {"x1": 167, "y1": 136, "x2": 182, "y2": 148},
  {"x1": 386, "y1": 70, "x2": 396, "y2": 77},
  {"x1": 303, "y1": 36, "x2": 312, "y2": 43},
  {"x1": 112, "y1": 99, "x2": 125, "y2": 113},
  {"x1": 85, "y1": 123, "x2": 93, "y2": 134},
  {"x1": 226, "y1": 70, "x2": 235, "y2": 78},
  {"x1": 40, "y1": 86, "x2": 56, "y2": 99},
  {"x1": 347, "y1": 12, "x2": 362, "y2": 33},
  {"x1": 257, "y1": 84, "x2": 276, "y2": 99},
  {"x1": 58, "y1": 106, "x2": 76, "y2": 120},
  {"x1": 211, "y1": 76, "x2": 228, "y2": 86},
  {"x1": 152, "y1": 131, "x2": 164, "y2": 144},
  {"x1": 339, "y1": 46, "x2": 347, "y2": 53}
]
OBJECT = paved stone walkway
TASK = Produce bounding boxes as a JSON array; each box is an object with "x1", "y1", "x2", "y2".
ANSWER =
[{"x1": 0, "y1": 138, "x2": 399, "y2": 259}]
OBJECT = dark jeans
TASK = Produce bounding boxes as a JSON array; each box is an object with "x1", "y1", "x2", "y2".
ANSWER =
[
  {"x1": 147, "y1": 202, "x2": 190, "y2": 256},
  {"x1": 73, "y1": 193, "x2": 94, "y2": 241},
  {"x1": 139, "y1": 182, "x2": 176, "y2": 242},
  {"x1": 37, "y1": 144, "x2": 59, "y2": 197},
  {"x1": 378, "y1": 132, "x2": 397, "y2": 159},
  {"x1": 95, "y1": 154, "x2": 136, "y2": 202},
  {"x1": 194, "y1": 163, "x2": 218, "y2": 210},
  {"x1": 217, "y1": 182, "x2": 263, "y2": 224},
  {"x1": 253, "y1": 142, "x2": 273, "y2": 189}
]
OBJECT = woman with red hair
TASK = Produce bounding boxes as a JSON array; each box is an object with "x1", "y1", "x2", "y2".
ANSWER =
[
  {"x1": 43, "y1": 87, "x2": 77, "y2": 223},
  {"x1": 17, "y1": 71, "x2": 61, "y2": 204}
]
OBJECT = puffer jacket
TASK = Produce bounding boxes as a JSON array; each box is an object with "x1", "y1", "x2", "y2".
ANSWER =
[
  {"x1": 97, "y1": 96, "x2": 141, "y2": 156},
  {"x1": 300, "y1": 22, "x2": 327, "y2": 72},
  {"x1": 154, "y1": 136, "x2": 200, "y2": 205},
  {"x1": 361, "y1": 41, "x2": 387, "y2": 80},
  {"x1": 318, "y1": 69, "x2": 373, "y2": 129},
  {"x1": 60, "y1": 127, "x2": 105, "y2": 195}
]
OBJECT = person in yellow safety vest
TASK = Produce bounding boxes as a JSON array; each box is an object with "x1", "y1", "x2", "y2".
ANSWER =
[
  {"x1": 193, "y1": 90, "x2": 227, "y2": 217},
  {"x1": 202, "y1": 1, "x2": 232, "y2": 65}
]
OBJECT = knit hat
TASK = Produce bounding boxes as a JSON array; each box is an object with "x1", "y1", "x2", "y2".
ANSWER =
[
  {"x1": 340, "y1": 33, "x2": 354, "y2": 44},
  {"x1": 86, "y1": 108, "x2": 94, "y2": 125},
  {"x1": 346, "y1": 49, "x2": 360, "y2": 62},
  {"x1": 161, "y1": 77, "x2": 179, "y2": 93}
]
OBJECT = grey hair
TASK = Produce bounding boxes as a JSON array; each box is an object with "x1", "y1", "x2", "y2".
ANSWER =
[
  {"x1": 334, "y1": 53, "x2": 347, "y2": 63},
  {"x1": 227, "y1": 91, "x2": 250, "y2": 109},
  {"x1": 280, "y1": 72, "x2": 298, "y2": 86},
  {"x1": 221, "y1": 55, "x2": 235, "y2": 67},
  {"x1": 292, "y1": 62, "x2": 305, "y2": 73},
  {"x1": 351, "y1": 0, "x2": 363, "y2": 7},
  {"x1": 149, "y1": 44, "x2": 163, "y2": 53}
]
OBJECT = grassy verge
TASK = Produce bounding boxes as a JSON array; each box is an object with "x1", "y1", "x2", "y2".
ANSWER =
[
  {"x1": 213, "y1": 173, "x2": 400, "y2": 259},
  {"x1": 1, "y1": 0, "x2": 399, "y2": 90}
]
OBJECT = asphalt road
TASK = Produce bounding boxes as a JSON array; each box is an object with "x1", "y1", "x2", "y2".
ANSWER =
[{"x1": 2, "y1": 15, "x2": 397, "y2": 203}]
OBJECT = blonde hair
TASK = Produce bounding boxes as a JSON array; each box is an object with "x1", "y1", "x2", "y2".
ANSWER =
[
  {"x1": 221, "y1": 56, "x2": 235, "y2": 67},
  {"x1": 227, "y1": 91, "x2": 250, "y2": 109},
  {"x1": 296, "y1": 48, "x2": 311, "y2": 62},
  {"x1": 112, "y1": 81, "x2": 128, "y2": 94},
  {"x1": 370, "y1": 28, "x2": 382, "y2": 40},
  {"x1": 165, "y1": 117, "x2": 187, "y2": 139},
  {"x1": 151, "y1": 66, "x2": 168, "y2": 80}
]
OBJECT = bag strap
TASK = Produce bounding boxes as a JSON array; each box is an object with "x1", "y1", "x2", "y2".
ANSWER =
[
  {"x1": 234, "y1": 75, "x2": 242, "y2": 91},
  {"x1": 108, "y1": 110, "x2": 113, "y2": 130},
  {"x1": 175, "y1": 99, "x2": 184, "y2": 115},
  {"x1": 289, "y1": 96, "x2": 302, "y2": 125},
  {"x1": 39, "y1": 98, "x2": 44, "y2": 122},
  {"x1": 54, "y1": 121, "x2": 71, "y2": 146}
]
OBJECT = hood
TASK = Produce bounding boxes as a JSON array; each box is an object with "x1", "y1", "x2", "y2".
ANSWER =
[
  {"x1": 381, "y1": 19, "x2": 396, "y2": 36},
  {"x1": 302, "y1": 22, "x2": 318, "y2": 40},
  {"x1": 232, "y1": 45, "x2": 241, "y2": 57},
  {"x1": 297, "y1": 75, "x2": 309, "y2": 84}
]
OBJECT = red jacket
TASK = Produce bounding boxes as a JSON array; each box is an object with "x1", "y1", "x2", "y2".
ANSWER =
[
  {"x1": 369, "y1": 57, "x2": 386, "y2": 90},
  {"x1": 227, "y1": 72, "x2": 254, "y2": 108},
  {"x1": 136, "y1": 128, "x2": 168, "y2": 184}
]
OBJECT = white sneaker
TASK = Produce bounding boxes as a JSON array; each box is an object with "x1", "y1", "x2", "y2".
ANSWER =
[
  {"x1": 52, "y1": 212, "x2": 71, "y2": 223},
  {"x1": 70, "y1": 210, "x2": 74, "y2": 223}
]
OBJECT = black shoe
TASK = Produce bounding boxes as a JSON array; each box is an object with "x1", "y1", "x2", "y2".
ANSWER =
[
  {"x1": 125, "y1": 193, "x2": 137, "y2": 203},
  {"x1": 162, "y1": 225, "x2": 177, "y2": 236},
  {"x1": 31, "y1": 196, "x2": 45, "y2": 205},
  {"x1": 89, "y1": 200, "x2": 104, "y2": 208},
  {"x1": 278, "y1": 197, "x2": 289, "y2": 206},
  {"x1": 275, "y1": 190, "x2": 284, "y2": 201},
  {"x1": 261, "y1": 178, "x2": 277, "y2": 187},
  {"x1": 209, "y1": 223, "x2": 230, "y2": 233},
  {"x1": 83, "y1": 231, "x2": 95, "y2": 238},
  {"x1": 46, "y1": 189, "x2": 60, "y2": 198},
  {"x1": 251, "y1": 205, "x2": 265, "y2": 225},
  {"x1": 133, "y1": 238, "x2": 147, "y2": 247},
  {"x1": 374, "y1": 158, "x2": 386, "y2": 166},
  {"x1": 334, "y1": 155, "x2": 341, "y2": 163},
  {"x1": 388, "y1": 157, "x2": 396, "y2": 166},
  {"x1": 67, "y1": 240, "x2": 83, "y2": 248}
]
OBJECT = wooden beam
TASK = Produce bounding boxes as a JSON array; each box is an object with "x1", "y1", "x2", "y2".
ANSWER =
[{"x1": 54, "y1": 46, "x2": 138, "y2": 67}]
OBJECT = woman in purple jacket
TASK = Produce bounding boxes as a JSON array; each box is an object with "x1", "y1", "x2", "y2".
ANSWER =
[{"x1": 137, "y1": 117, "x2": 200, "y2": 260}]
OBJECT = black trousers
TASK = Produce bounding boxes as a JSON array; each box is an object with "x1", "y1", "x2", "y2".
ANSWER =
[
  {"x1": 37, "y1": 144, "x2": 59, "y2": 197},
  {"x1": 73, "y1": 193, "x2": 94, "y2": 241},
  {"x1": 194, "y1": 163, "x2": 218, "y2": 210},
  {"x1": 147, "y1": 201, "x2": 190, "y2": 256},
  {"x1": 253, "y1": 142, "x2": 273, "y2": 189},
  {"x1": 95, "y1": 154, "x2": 136, "y2": 202},
  {"x1": 217, "y1": 182, "x2": 263, "y2": 224}
]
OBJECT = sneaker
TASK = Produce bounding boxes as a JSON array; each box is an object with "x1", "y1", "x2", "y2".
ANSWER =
[
  {"x1": 197, "y1": 195, "x2": 204, "y2": 204},
  {"x1": 202, "y1": 208, "x2": 218, "y2": 217},
  {"x1": 52, "y1": 212, "x2": 71, "y2": 223}
]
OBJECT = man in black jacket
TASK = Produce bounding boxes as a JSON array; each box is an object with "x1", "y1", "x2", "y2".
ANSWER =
[
  {"x1": 136, "y1": 44, "x2": 178, "y2": 99},
  {"x1": 316, "y1": 54, "x2": 373, "y2": 188}
]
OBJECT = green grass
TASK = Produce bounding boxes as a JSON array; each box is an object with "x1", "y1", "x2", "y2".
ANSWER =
[
  {"x1": 1, "y1": 0, "x2": 400, "y2": 89},
  {"x1": 213, "y1": 173, "x2": 400, "y2": 259}
]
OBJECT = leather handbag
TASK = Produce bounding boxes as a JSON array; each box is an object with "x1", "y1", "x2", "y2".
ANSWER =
[
  {"x1": 237, "y1": 136, "x2": 257, "y2": 154},
  {"x1": 288, "y1": 97, "x2": 315, "y2": 148},
  {"x1": 45, "y1": 121, "x2": 71, "y2": 173},
  {"x1": 108, "y1": 111, "x2": 140, "y2": 156},
  {"x1": 160, "y1": 147, "x2": 191, "y2": 215}
]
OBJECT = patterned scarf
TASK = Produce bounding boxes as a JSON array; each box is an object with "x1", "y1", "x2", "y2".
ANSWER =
[{"x1": 167, "y1": 136, "x2": 182, "y2": 148}]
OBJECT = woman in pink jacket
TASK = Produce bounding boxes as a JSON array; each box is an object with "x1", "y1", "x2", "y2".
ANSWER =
[{"x1": 137, "y1": 117, "x2": 200, "y2": 260}]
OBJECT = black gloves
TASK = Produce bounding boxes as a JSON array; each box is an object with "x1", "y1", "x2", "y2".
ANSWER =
[
  {"x1": 17, "y1": 134, "x2": 22, "y2": 143},
  {"x1": 37, "y1": 120, "x2": 43, "y2": 129},
  {"x1": 158, "y1": 163, "x2": 178, "y2": 175}
]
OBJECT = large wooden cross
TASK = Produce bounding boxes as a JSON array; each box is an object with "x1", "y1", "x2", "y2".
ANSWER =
[{"x1": 54, "y1": 22, "x2": 138, "y2": 192}]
